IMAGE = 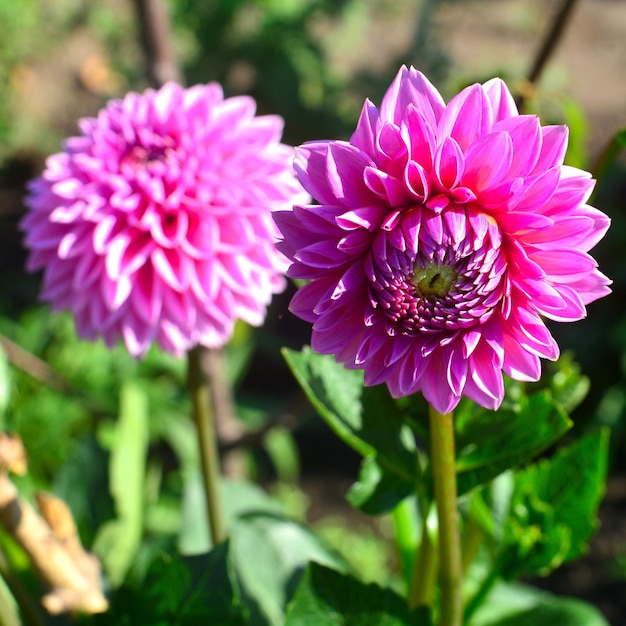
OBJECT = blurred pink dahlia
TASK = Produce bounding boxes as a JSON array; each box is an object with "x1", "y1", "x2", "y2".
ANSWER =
[
  {"x1": 21, "y1": 82, "x2": 305, "y2": 357},
  {"x1": 274, "y1": 66, "x2": 611, "y2": 413}
]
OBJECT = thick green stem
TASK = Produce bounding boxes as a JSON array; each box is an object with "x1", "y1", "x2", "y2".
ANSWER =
[
  {"x1": 429, "y1": 406, "x2": 462, "y2": 626},
  {"x1": 187, "y1": 346, "x2": 225, "y2": 546},
  {"x1": 408, "y1": 500, "x2": 437, "y2": 608}
]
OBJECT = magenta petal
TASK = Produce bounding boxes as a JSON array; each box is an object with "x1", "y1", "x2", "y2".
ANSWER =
[
  {"x1": 482, "y1": 78, "x2": 518, "y2": 121},
  {"x1": 326, "y1": 142, "x2": 378, "y2": 208},
  {"x1": 419, "y1": 349, "x2": 461, "y2": 414},
  {"x1": 380, "y1": 65, "x2": 445, "y2": 129},
  {"x1": 494, "y1": 115, "x2": 542, "y2": 177},
  {"x1": 351, "y1": 99, "x2": 379, "y2": 155},
  {"x1": 294, "y1": 141, "x2": 338, "y2": 205},
  {"x1": 530, "y1": 249, "x2": 598, "y2": 283},
  {"x1": 534, "y1": 125, "x2": 569, "y2": 172},
  {"x1": 433, "y1": 137, "x2": 464, "y2": 190},
  {"x1": 462, "y1": 131, "x2": 513, "y2": 191},
  {"x1": 439, "y1": 84, "x2": 493, "y2": 150}
]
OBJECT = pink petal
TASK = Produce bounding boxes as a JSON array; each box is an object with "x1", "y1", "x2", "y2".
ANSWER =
[
  {"x1": 438, "y1": 84, "x2": 493, "y2": 150},
  {"x1": 482, "y1": 78, "x2": 518, "y2": 121},
  {"x1": 380, "y1": 65, "x2": 445, "y2": 129},
  {"x1": 351, "y1": 99, "x2": 379, "y2": 155}
]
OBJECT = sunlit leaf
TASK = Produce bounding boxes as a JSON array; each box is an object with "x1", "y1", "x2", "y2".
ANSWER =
[
  {"x1": 282, "y1": 347, "x2": 418, "y2": 483},
  {"x1": 470, "y1": 581, "x2": 609, "y2": 626},
  {"x1": 230, "y1": 511, "x2": 347, "y2": 626},
  {"x1": 347, "y1": 456, "x2": 415, "y2": 515},
  {"x1": 0, "y1": 573, "x2": 20, "y2": 626},
  {"x1": 285, "y1": 562, "x2": 431, "y2": 626},
  {"x1": 495, "y1": 430, "x2": 609, "y2": 579},
  {"x1": 100, "y1": 541, "x2": 248, "y2": 626},
  {"x1": 93, "y1": 381, "x2": 149, "y2": 586},
  {"x1": 454, "y1": 391, "x2": 572, "y2": 496}
]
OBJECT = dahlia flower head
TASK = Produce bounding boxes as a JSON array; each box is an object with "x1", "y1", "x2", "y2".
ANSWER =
[
  {"x1": 21, "y1": 82, "x2": 306, "y2": 357},
  {"x1": 275, "y1": 66, "x2": 611, "y2": 414}
]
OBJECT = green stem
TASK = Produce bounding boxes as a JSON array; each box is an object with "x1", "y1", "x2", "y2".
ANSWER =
[
  {"x1": 187, "y1": 346, "x2": 225, "y2": 546},
  {"x1": 408, "y1": 499, "x2": 437, "y2": 608},
  {"x1": 392, "y1": 496, "x2": 419, "y2": 587},
  {"x1": 464, "y1": 568, "x2": 499, "y2": 624},
  {"x1": 429, "y1": 405, "x2": 462, "y2": 626}
]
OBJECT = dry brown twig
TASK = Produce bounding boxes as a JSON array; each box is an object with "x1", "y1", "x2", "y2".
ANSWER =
[{"x1": 0, "y1": 433, "x2": 108, "y2": 615}]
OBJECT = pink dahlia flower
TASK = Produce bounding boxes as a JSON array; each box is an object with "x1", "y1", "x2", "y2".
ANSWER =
[
  {"x1": 274, "y1": 65, "x2": 611, "y2": 414},
  {"x1": 21, "y1": 82, "x2": 305, "y2": 357}
]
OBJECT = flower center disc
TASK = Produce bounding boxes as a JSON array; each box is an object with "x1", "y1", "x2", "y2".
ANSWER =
[{"x1": 412, "y1": 263, "x2": 458, "y2": 299}]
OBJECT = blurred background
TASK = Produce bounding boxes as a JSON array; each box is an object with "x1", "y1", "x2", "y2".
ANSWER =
[{"x1": 0, "y1": 0, "x2": 624, "y2": 623}]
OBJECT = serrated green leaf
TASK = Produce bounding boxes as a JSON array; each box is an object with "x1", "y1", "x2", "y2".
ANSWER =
[
  {"x1": 470, "y1": 581, "x2": 609, "y2": 626},
  {"x1": 100, "y1": 541, "x2": 248, "y2": 626},
  {"x1": 285, "y1": 562, "x2": 431, "y2": 626},
  {"x1": 516, "y1": 429, "x2": 608, "y2": 562},
  {"x1": 282, "y1": 347, "x2": 417, "y2": 483},
  {"x1": 454, "y1": 391, "x2": 572, "y2": 496},
  {"x1": 230, "y1": 511, "x2": 348, "y2": 626},
  {"x1": 347, "y1": 456, "x2": 414, "y2": 515},
  {"x1": 93, "y1": 381, "x2": 149, "y2": 586},
  {"x1": 496, "y1": 430, "x2": 608, "y2": 579}
]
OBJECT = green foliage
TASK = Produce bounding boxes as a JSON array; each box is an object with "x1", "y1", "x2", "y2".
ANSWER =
[
  {"x1": 93, "y1": 382, "x2": 150, "y2": 587},
  {"x1": 470, "y1": 581, "x2": 609, "y2": 626},
  {"x1": 0, "y1": 574, "x2": 20, "y2": 626},
  {"x1": 347, "y1": 455, "x2": 415, "y2": 515},
  {"x1": 282, "y1": 347, "x2": 418, "y2": 485},
  {"x1": 0, "y1": 343, "x2": 9, "y2": 422},
  {"x1": 498, "y1": 429, "x2": 609, "y2": 578},
  {"x1": 284, "y1": 562, "x2": 430, "y2": 625},
  {"x1": 467, "y1": 429, "x2": 609, "y2": 595},
  {"x1": 99, "y1": 541, "x2": 248, "y2": 626},
  {"x1": 454, "y1": 390, "x2": 572, "y2": 496}
]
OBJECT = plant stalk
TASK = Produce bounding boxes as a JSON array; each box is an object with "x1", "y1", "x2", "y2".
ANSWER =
[
  {"x1": 429, "y1": 405, "x2": 462, "y2": 626},
  {"x1": 408, "y1": 499, "x2": 437, "y2": 608},
  {"x1": 187, "y1": 346, "x2": 226, "y2": 545}
]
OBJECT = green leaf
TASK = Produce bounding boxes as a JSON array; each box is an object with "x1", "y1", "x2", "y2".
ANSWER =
[
  {"x1": 498, "y1": 430, "x2": 609, "y2": 578},
  {"x1": 179, "y1": 475, "x2": 285, "y2": 555},
  {"x1": 454, "y1": 391, "x2": 572, "y2": 496},
  {"x1": 102, "y1": 541, "x2": 248, "y2": 626},
  {"x1": 470, "y1": 581, "x2": 609, "y2": 626},
  {"x1": 282, "y1": 347, "x2": 417, "y2": 483},
  {"x1": 347, "y1": 456, "x2": 415, "y2": 515},
  {"x1": 93, "y1": 381, "x2": 149, "y2": 586},
  {"x1": 230, "y1": 511, "x2": 348, "y2": 626},
  {"x1": 592, "y1": 127, "x2": 626, "y2": 186},
  {"x1": 263, "y1": 426, "x2": 301, "y2": 484},
  {"x1": 0, "y1": 573, "x2": 20, "y2": 626},
  {"x1": 0, "y1": 341, "x2": 10, "y2": 422},
  {"x1": 285, "y1": 562, "x2": 431, "y2": 626}
]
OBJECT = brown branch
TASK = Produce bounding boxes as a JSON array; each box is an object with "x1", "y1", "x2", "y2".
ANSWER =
[
  {"x1": 133, "y1": 0, "x2": 183, "y2": 88},
  {"x1": 517, "y1": 0, "x2": 581, "y2": 109},
  {"x1": 0, "y1": 435, "x2": 107, "y2": 615},
  {"x1": 0, "y1": 335, "x2": 70, "y2": 393}
]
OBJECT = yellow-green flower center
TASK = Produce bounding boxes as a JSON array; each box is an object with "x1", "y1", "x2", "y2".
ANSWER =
[{"x1": 412, "y1": 263, "x2": 458, "y2": 298}]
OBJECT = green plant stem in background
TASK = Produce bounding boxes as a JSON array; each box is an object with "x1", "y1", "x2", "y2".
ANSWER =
[
  {"x1": 392, "y1": 496, "x2": 419, "y2": 588},
  {"x1": 187, "y1": 346, "x2": 225, "y2": 546},
  {"x1": 429, "y1": 406, "x2": 462, "y2": 626},
  {"x1": 464, "y1": 568, "x2": 499, "y2": 623},
  {"x1": 408, "y1": 500, "x2": 437, "y2": 608}
]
